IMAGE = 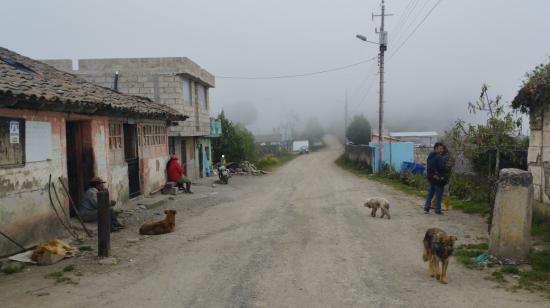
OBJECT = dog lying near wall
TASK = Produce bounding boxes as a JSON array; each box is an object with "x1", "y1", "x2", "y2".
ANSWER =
[
  {"x1": 31, "y1": 239, "x2": 78, "y2": 262},
  {"x1": 422, "y1": 228, "x2": 457, "y2": 284},
  {"x1": 139, "y1": 209, "x2": 177, "y2": 235},
  {"x1": 364, "y1": 197, "x2": 391, "y2": 219}
]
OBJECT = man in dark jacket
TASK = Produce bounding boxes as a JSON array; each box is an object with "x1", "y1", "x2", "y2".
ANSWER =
[{"x1": 424, "y1": 142, "x2": 448, "y2": 214}]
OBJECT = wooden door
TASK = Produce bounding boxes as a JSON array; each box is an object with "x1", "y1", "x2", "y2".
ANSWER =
[{"x1": 66, "y1": 121, "x2": 94, "y2": 214}]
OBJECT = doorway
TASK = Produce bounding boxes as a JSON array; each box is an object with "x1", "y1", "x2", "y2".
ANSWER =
[
  {"x1": 66, "y1": 121, "x2": 94, "y2": 215},
  {"x1": 124, "y1": 124, "x2": 140, "y2": 198}
]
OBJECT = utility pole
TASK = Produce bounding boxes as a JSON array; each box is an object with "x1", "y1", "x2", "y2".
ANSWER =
[
  {"x1": 373, "y1": 0, "x2": 390, "y2": 173},
  {"x1": 344, "y1": 89, "x2": 348, "y2": 142}
]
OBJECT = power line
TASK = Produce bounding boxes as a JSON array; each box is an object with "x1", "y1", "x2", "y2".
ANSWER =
[
  {"x1": 391, "y1": 0, "x2": 421, "y2": 44},
  {"x1": 349, "y1": 59, "x2": 378, "y2": 100},
  {"x1": 392, "y1": 0, "x2": 433, "y2": 47},
  {"x1": 388, "y1": 0, "x2": 442, "y2": 61},
  {"x1": 350, "y1": 70, "x2": 378, "y2": 112},
  {"x1": 215, "y1": 57, "x2": 377, "y2": 80}
]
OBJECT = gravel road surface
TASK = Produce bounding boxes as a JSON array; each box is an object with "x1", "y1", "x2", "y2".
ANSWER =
[{"x1": 0, "y1": 136, "x2": 545, "y2": 307}]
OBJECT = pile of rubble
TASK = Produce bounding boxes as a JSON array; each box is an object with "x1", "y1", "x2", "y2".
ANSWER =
[{"x1": 231, "y1": 161, "x2": 268, "y2": 176}]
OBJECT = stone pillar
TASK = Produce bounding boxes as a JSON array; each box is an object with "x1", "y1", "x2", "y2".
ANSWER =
[{"x1": 489, "y1": 168, "x2": 533, "y2": 263}]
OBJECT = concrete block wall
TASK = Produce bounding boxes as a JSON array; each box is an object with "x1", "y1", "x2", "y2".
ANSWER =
[
  {"x1": 42, "y1": 57, "x2": 215, "y2": 137},
  {"x1": 527, "y1": 107, "x2": 550, "y2": 218}
]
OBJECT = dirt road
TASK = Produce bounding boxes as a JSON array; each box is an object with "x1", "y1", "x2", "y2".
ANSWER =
[{"x1": 0, "y1": 136, "x2": 545, "y2": 307}]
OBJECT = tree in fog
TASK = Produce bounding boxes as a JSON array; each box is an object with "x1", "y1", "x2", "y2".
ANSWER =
[
  {"x1": 212, "y1": 111, "x2": 256, "y2": 163},
  {"x1": 346, "y1": 115, "x2": 372, "y2": 145}
]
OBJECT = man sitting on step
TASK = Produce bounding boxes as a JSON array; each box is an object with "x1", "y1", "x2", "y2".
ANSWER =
[
  {"x1": 167, "y1": 155, "x2": 193, "y2": 193},
  {"x1": 78, "y1": 176, "x2": 125, "y2": 232}
]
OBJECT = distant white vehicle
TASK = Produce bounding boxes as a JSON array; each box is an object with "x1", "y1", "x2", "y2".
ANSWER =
[{"x1": 292, "y1": 140, "x2": 309, "y2": 154}]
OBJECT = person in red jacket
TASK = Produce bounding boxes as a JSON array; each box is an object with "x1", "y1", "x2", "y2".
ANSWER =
[{"x1": 166, "y1": 155, "x2": 192, "y2": 193}]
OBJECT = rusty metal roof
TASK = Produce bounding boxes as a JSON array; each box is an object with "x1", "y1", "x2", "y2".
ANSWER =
[{"x1": 0, "y1": 47, "x2": 187, "y2": 121}]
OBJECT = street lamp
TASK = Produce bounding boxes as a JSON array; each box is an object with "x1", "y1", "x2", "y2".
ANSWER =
[
  {"x1": 355, "y1": 34, "x2": 379, "y2": 45},
  {"x1": 355, "y1": 33, "x2": 385, "y2": 174}
]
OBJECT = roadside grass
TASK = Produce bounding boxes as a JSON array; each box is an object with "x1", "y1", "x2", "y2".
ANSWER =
[
  {"x1": 454, "y1": 243, "x2": 488, "y2": 270},
  {"x1": 335, "y1": 154, "x2": 489, "y2": 215},
  {"x1": 45, "y1": 271, "x2": 78, "y2": 285},
  {"x1": 454, "y1": 243, "x2": 550, "y2": 293},
  {"x1": 255, "y1": 154, "x2": 296, "y2": 171},
  {"x1": 336, "y1": 154, "x2": 550, "y2": 294},
  {"x1": 334, "y1": 154, "x2": 373, "y2": 178},
  {"x1": 532, "y1": 216, "x2": 550, "y2": 243},
  {"x1": 45, "y1": 265, "x2": 80, "y2": 285}
]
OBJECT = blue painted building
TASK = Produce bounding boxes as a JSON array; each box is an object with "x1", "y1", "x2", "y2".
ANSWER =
[{"x1": 370, "y1": 142, "x2": 415, "y2": 173}]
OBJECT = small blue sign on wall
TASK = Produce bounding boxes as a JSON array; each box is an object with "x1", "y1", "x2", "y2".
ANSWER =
[{"x1": 210, "y1": 119, "x2": 222, "y2": 137}]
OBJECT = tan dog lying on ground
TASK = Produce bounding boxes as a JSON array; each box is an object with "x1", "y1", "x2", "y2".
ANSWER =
[
  {"x1": 31, "y1": 239, "x2": 79, "y2": 262},
  {"x1": 364, "y1": 197, "x2": 391, "y2": 219},
  {"x1": 423, "y1": 228, "x2": 457, "y2": 284},
  {"x1": 139, "y1": 209, "x2": 177, "y2": 235}
]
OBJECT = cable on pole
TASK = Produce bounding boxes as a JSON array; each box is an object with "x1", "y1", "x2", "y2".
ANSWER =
[
  {"x1": 388, "y1": 0, "x2": 442, "y2": 61},
  {"x1": 215, "y1": 57, "x2": 377, "y2": 80}
]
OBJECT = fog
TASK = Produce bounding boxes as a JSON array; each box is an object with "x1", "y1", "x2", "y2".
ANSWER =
[{"x1": 1, "y1": 0, "x2": 549, "y2": 135}]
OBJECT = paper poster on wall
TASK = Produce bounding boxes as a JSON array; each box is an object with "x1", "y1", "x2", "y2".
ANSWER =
[
  {"x1": 9, "y1": 121, "x2": 19, "y2": 144},
  {"x1": 25, "y1": 121, "x2": 52, "y2": 162}
]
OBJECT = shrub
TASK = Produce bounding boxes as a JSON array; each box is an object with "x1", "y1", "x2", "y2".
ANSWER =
[
  {"x1": 256, "y1": 155, "x2": 281, "y2": 170},
  {"x1": 530, "y1": 250, "x2": 550, "y2": 272}
]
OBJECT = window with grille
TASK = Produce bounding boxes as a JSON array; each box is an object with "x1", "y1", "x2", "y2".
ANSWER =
[
  {"x1": 143, "y1": 125, "x2": 166, "y2": 146},
  {"x1": 109, "y1": 123, "x2": 123, "y2": 150}
]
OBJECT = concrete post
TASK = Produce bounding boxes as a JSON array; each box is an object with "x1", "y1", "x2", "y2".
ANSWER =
[{"x1": 489, "y1": 168, "x2": 533, "y2": 263}]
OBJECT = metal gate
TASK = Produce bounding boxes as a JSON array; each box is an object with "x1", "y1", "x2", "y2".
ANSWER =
[{"x1": 124, "y1": 124, "x2": 140, "y2": 198}]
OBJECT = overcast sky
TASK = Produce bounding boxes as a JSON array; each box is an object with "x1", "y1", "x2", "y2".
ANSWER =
[{"x1": 1, "y1": 0, "x2": 549, "y2": 134}]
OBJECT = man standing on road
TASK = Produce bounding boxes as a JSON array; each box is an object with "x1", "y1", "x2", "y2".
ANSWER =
[{"x1": 424, "y1": 142, "x2": 448, "y2": 215}]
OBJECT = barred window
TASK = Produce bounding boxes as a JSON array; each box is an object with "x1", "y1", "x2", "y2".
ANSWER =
[
  {"x1": 109, "y1": 123, "x2": 123, "y2": 149},
  {"x1": 143, "y1": 125, "x2": 166, "y2": 146}
]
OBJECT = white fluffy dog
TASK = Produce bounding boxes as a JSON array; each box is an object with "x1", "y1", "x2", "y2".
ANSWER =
[{"x1": 364, "y1": 197, "x2": 391, "y2": 219}]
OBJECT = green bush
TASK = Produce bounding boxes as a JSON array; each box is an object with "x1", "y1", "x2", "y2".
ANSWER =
[
  {"x1": 399, "y1": 172, "x2": 428, "y2": 191},
  {"x1": 449, "y1": 174, "x2": 488, "y2": 202},
  {"x1": 530, "y1": 250, "x2": 550, "y2": 272},
  {"x1": 501, "y1": 266, "x2": 520, "y2": 275},
  {"x1": 256, "y1": 155, "x2": 281, "y2": 170}
]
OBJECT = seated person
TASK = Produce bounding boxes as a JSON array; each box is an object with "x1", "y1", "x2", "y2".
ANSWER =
[
  {"x1": 78, "y1": 176, "x2": 125, "y2": 232},
  {"x1": 167, "y1": 155, "x2": 192, "y2": 193}
]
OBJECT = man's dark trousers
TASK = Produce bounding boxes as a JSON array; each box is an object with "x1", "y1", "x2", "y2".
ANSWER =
[{"x1": 424, "y1": 182, "x2": 444, "y2": 212}]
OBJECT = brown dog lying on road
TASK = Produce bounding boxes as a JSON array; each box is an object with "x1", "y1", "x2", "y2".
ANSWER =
[
  {"x1": 423, "y1": 228, "x2": 457, "y2": 284},
  {"x1": 139, "y1": 209, "x2": 177, "y2": 235},
  {"x1": 364, "y1": 197, "x2": 391, "y2": 219}
]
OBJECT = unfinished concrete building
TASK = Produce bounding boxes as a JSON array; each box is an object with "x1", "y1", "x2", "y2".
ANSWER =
[{"x1": 44, "y1": 57, "x2": 216, "y2": 179}]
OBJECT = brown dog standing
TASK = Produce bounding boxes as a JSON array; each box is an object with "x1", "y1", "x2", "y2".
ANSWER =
[
  {"x1": 139, "y1": 209, "x2": 177, "y2": 235},
  {"x1": 422, "y1": 228, "x2": 457, "y2": 284}
]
